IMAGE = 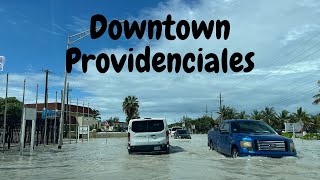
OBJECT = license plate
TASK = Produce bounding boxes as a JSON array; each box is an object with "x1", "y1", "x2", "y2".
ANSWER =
[{"x1": 154, "y1": 146, "x2": 161, "y2": 151}]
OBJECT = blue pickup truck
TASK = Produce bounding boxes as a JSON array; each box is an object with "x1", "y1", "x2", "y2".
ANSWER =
[{"x1": 208, "y1": 119, "x2": 297, "y2": 158}]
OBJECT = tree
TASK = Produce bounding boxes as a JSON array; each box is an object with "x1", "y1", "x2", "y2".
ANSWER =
[
  {"x1": 312, "y1": 80, "x2": 320, "y2": 105},
  {"x1": 0, "y1": 97, "x2": 23, "y2": 127},
  {"x1": 93, "y1": 109, "x2": 101, "y2": 120},
  {"x1": 107, "y1": 117, "x2": 120, "y2": 125},
  {"x1": 292, "y1": 107, "x2": 308, "y2": 122},
  {"x1": 237, "y1": 111, "x2": 249, "y2": 119},
  {"x1": 251, "y1": 110, "x2": 263, "y2": 120},
  {"x1": 216, "y1": 106, "x2": 237, "y2": 121},
  {"x1": 308, "y1": 115, "x2": 320, "y2": 133},
  {"x1": 122, "y1": 96, "x2": 140, "y2": 123},
  {"x1": 291, "y1": 107, "x2": 310, "y2": 130},
  {"x1": 261, "y1": 107, "x2": 277, "y2": 127},
  {"x1": 276, "y1": 110, "x2": 290, "y2": 129},
  {"x1": 225, "y1": 107, "x2": 238, "y2": 119}
]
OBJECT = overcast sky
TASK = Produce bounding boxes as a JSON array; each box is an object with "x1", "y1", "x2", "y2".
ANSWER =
[{"x1": 1, "y1": 0, "x2": 320, "y2": 123}]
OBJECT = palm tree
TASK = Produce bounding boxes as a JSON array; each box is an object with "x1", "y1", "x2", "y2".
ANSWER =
[
  {"x1": 276, "y1": 110, "x2": 290, "y2": 130},
  {"x1": 251, "y1": 109, "x2": 262, "y2": 120},
  {"x1": 292, "y1": 107, "x2": 308, "y2": 122},
  {"x1": 216, "y1": 106, "x2": 237, "y2": 121},
  {"x1": 225, "y1": 107, "x2": 238, "y2": 119},
  {"x1": 261, "y1": 107, "x2": 277, "y2": 127},
  {"x1": 216, "y1": 105, "x2": 228, "y2": 122},
  {"x1": 309, "y1": 115, "x2": 320, "y2": 133},
  {"x1": 237, "y1": 111, "x2": 249, "y2": 119},
  {"x1": 292, "y1": 107, "x2": 310, "y2": 129},
  {"x1": 93, "y1": 109, "x2": 101, "y2": 120},
  {"x1": 313, "y1": 80, "x2": 320, "y2": 105},
  {"x1": 122, "y1": 96, "x2": 140, "y2": 123}
]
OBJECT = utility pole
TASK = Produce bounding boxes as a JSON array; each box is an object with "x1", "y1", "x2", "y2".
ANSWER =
[
  {"x1": 82, "y1": 100, "x2": 84, "y2": 142},
  {"x1": 69, "y1": 95, "x2": 71, "y2": 144},
  {"x1": 19, "y1": 79, "x2": 26, "y2": 151},
  {"x1": 76, "y1": 98, "x2": 78, "y2": 143},
  {"x1": 219, "y1": 93, "x2": 223, "y2": 110},
  {"x1": 2, "y1": 74, "x2": 8, "y2": 153},
  {"x1": 41, "y1": 69, "x2": 53, "y2": 146},
  {"x1": 34, "y1": 84, "x2": 38, "y2": 148},
  {"x1": 87, "y1": 103, "x2": 90, "y2": 118},
  {"x1": 205, "y1": 105, "x2": 208, "y2": 116},
  {"x1": 53, "y1": 91, "x2": 57, "y2": 144},
  {"x1": 60, "y1": 90, "x2": 64, "y2": 146},
  {"x1": 218, "y1": 92, "x2": 224, "y2": 123}
]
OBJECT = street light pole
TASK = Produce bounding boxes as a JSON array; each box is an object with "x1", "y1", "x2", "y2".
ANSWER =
[
  {"x1": 57, "y1": 21, "x2": 124, "y2": 149},
  {"x1": 58, "y1": 36, "x2": 70, "y2": 149}
]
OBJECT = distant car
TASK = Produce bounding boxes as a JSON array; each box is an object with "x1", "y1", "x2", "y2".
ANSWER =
[
  {"x1": 174, "y1": 129, "x2": 191, "y2": 139},
  {"x1": 127, "y1": 118, "x2": 170, "y2": 154},
  {"x1": 170, "y1": 126, "x2": 182, "y2": 137}
]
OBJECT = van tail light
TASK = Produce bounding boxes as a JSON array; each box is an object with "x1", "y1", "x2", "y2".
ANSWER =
[
  {"x1": 128, "y1": 132, "x2": 131, "y2": 145},
  {"x1": 166, "y1": 130, "x2": 169, "y2": 137},
  {"x1": 166, "y1": 130, "x2": 170, "y2": 145}
]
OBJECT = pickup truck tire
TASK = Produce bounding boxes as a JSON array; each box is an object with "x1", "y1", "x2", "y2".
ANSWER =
[
  {"x1": 231, "y1": 147, "x2": 239, "y2": 158},
  {"x1": 209, "y1": 141, "x2": 214, "y2": 150}
]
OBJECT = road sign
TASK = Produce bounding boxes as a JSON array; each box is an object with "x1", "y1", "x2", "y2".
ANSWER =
[
  {"x1": 41, "y1": 109, "x2": 60, "y2": 119},
  {"x1": 25, "y1": 108, "x2": 36, "y2": 120},
  {"x1": 79, "y1": 126, "x2": 89, "y2": 135}
]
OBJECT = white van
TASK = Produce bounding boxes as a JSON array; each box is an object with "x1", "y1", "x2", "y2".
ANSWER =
[{"x1": 127, "y1": 118, "x2": 170, "y2": 154}]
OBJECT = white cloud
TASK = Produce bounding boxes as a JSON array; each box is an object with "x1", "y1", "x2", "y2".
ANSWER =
[{"x1": 2, "y1": 0, "x2": 320, "y2": 122}]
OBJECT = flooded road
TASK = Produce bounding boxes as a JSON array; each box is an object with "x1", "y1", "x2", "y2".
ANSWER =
[{"x1": 1, "y1": 135, "x2": 320, "y2": 180}]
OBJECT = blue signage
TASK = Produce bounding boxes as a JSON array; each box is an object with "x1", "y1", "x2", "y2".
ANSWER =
[{"x1": 41, "y1": 109, "x2": 59, "y2": 119}]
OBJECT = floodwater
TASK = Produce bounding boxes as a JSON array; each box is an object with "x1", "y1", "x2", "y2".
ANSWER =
[{"x1": 1, "y1": 135, "x2": 320, "y2": 180}]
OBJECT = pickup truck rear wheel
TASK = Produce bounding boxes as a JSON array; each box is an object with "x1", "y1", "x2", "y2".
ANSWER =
[
  {"x1": 231, "y1": 147, "x2": 239, "y2": 158},
  {"x1": 209, "y1": 141, "x2": 214, "y2": 150}
]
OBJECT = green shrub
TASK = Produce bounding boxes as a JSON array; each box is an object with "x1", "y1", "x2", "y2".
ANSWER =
[
  {"x1": 301, "y1": 133, "x2": 320, "y2": 140},
  {"x1": 281, "y1": 132, "x2": 294, "y2": 138}
]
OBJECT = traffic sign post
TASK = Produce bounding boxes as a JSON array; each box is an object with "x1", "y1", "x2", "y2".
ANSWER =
[
  {"x1": 78, "y1": 125, "x2": 89, "y2": 142},
  {"x1": 20, "y1": 108, "x2": 37, "y2": 155}
]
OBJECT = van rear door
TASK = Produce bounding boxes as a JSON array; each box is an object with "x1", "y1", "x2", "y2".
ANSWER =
[
  {"x1": 147, "y1": 120, "x2": 166, "y2": 145},
  {"x1": 131, "y1": 121, "x2": 150, "y2": 146},
  {"x1": 131, "y1": 120, "x2": 166, "y2": 146}
]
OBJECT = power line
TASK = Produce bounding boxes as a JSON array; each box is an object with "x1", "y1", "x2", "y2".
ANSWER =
[
  {"x1": 226, "y1": 43, "x2": 320, "y2": 97},
  {"x1": 224, "y1": 31, "x2": 320, "y2": 94},
  {"x1": 258, "y1": 86, "x2": 318, "y2": 109}
]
